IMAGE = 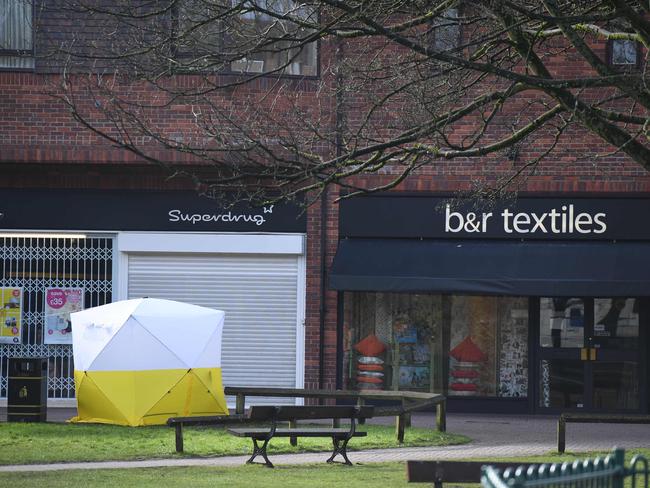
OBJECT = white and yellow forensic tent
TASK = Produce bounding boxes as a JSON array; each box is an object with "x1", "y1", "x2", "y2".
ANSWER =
[{"x1": 70, "y1": 298, "x2": 228, "y2": 426}]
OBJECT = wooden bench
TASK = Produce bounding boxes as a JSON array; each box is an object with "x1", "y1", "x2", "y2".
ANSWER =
[
  {"x1": 557, "y1": 413, "x2": 650, "y2": 453},
  {"x1": 407, "y1": 460, "x2": 542, "y2": 488},
  {"x1": 228, "y1": 405, "x2": 374, "y2": 468}
]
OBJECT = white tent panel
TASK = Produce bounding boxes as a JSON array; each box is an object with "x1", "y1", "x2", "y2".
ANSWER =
[
  {"x1": 193, "y1": 326, "x2": 224, "y2": 369},
  {"x1": 71, "y1": 299, "x2": 143, "y2": 371},
  {"x1": 133, "y1": 304, "x2": 224, "y2": 367},
  {"x1": 127, "y1": 253, "x2": 301, "y2": 404},
  {"x1": 89, "y1": 317, "x2": 187, "y2": 371}
]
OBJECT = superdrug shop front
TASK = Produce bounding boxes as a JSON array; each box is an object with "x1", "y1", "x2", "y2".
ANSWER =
[{"x1": 330, "y1": 194, "x2": 650, "y2": 414}]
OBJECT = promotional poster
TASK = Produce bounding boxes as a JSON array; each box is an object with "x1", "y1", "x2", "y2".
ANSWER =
[
  {"x1": 0, "y1": 288, "x2": 22, "y2": 344},
  {"x1": 44, "y1": 288, "x2": 84, "y2": 345}
]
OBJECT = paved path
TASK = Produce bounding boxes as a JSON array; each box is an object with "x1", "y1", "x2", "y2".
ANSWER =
[{"x1": 1, "y1": 410, "x2": 649, "y2": 472}]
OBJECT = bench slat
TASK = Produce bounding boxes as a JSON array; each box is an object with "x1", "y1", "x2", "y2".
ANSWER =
[
  {"x1": 561, "y1": 414, "x2": 650, "y2": 423},
  {"x1": 167, "y1": 414, "x2": 247, "y2": 426},
  {"x1": 248, "y1": 405, "x2": 373, "y2": 421},
  {"x1": 228, "y1": 427, "x2": 367, "y2": 437}
]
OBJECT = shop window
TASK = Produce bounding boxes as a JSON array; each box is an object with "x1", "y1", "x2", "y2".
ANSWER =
[
  {"x1": 0, "y1": 0, "x2": 34, "y2": 69},
  {"x1": 0, "y1": 236, "x2": 113, "y2": 399},
  {"x1": 229, "y1": 0, "x2": 318, "y2": 76},
  {"x1": 343, "y1": 293, "x2": 528, "y2": 398},
  {"x1": 344, "y1": 293, "x2": 444, "y2": 393},
  {"x1": 447, "y1": 296, "x2": 528, "y2": 398},
  {"x1": 539, "y1": 297, "x2": 585, "y2": 349},
  {"x1": 593, "y1": 298, "x2": 638, "y2": 350}
]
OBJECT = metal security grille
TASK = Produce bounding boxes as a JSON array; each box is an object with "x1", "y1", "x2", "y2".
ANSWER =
[{"x1": 0, "y1": 236, "x2": 113, "y2": 399}]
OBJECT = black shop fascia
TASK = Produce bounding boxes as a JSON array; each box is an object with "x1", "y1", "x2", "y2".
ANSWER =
[{"x1": 330, "y1": 194, "x2": 650, "y2": 414}]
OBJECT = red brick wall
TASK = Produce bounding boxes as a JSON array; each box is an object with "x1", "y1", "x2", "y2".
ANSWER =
[{"x1": 3, "y1": 25, "x2": 650, "y2": 393}]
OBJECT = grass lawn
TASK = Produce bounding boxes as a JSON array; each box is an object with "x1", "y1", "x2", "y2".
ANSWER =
[
  {"x1": 3, "y1": 450, "x2": 650, "y2": 488},
  {"x1": 3, "y1": 463, "x2": 409, "y2": 488},
  {"x1": 0, "y1": 421, "x2": 469, "y2": 465}
]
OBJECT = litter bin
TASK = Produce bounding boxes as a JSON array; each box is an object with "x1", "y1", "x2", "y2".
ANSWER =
[{"x1": 7, "y1": 358, "x2": 48, "y2": 422}]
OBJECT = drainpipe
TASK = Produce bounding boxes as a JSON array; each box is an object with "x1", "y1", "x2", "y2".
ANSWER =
[
  {"x1": 318, "y1": 39, "x2": 344, "y2": 389},
  {"x1": 320, "y1": 36, "x2": 345, "y2": 391},
  {"x1": 318, "y1": 185, "x2": 327, "y2": 392}
]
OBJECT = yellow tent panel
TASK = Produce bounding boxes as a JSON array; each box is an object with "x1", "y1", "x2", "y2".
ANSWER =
[
  {"x1": 142, "y1": 368, "x2": 227, "y2": 425},
  {"x1": 72, "y1": 371, "x2": 131, "y2": 426}
]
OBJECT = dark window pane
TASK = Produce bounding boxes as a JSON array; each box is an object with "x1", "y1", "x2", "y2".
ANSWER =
[
  {"x1": 432, "y1": 8, "x2": 460, "y2": 51},
  {"x1": 593, "y1": 298, "x2": 638, "y2": 349},
  {"x1": 540, "y1": 359, "x2": 584, "y2": 408},
  {"x1": 540, "y1": 297, "x2": 584, "y2": 349},
  {"x1": 229, "y1": 0, "x2": 317, "y2": 76},
  {"x1": 592, "y1": 362, "x2": 639, "y2": 410},
  {"x1": 611, "y1": 40, "x2": 637, "y2": 65}
]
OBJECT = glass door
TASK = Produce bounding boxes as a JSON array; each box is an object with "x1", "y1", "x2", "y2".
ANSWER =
[
  {"x1": 537, "y1": 297, "x2": 643, "y2": 412},
  {"x1": 590, "y1": 298, "x2": 641, "y2": 411},
  {"x1": 538, "y1": 297, "x2": 588, "y2": 410}
]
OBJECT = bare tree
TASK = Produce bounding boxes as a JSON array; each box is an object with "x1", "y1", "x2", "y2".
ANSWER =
[{"x1": 16, "y1": 0, "x2": 650, "y2": 203}]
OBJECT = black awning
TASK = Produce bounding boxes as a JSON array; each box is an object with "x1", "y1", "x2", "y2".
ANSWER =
[{"x1": 329, "y1": 238, "x2": 650, "y2": 296}]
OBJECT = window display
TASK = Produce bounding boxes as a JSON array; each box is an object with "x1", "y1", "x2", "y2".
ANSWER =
[
  {"x1": 447, "y1": 296, "x2": 529, "y2": 398},
  {"x1": 343, "y1": 293, "x2": 529, "y2": 398},
  {"x1": 354, "y1": 334, "x2": 387, "y2": 390},
  {"x1": 344, "y1": 293, "x2": 443, "y2": 392}
]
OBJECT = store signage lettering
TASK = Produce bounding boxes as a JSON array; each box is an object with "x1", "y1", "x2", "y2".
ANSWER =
[
  {"x1": 168, "y1": 205, "x2": 274, "y2": 227},
  {"x1": 444, "y1": 204, "x2": 607, "y2": 235},
  {"x1": 0, "y1": 189, "x2": 306, "y2": 232}
]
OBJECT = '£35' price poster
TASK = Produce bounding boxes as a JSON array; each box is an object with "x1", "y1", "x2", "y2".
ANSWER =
[{"x1": 44, "y1": 288, "x2": 84, "y2": 344}]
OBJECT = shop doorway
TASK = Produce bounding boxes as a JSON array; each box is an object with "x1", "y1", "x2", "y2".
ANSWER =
[{"x1": 535, "y1": 297, "x2": 646, "y2": 413}]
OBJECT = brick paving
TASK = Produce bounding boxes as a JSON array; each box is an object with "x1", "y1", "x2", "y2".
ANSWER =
[{"x1": 1, "y1": 408, "x2": 649, "y2": 472}]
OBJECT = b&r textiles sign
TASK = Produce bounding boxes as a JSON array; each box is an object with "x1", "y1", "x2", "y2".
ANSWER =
[
  {"x1": 444, "y1": 203, "x2": 606, "y2": 235},
  {"x1": 340, "y1": 195, "x2": 650, "y2": 241}
]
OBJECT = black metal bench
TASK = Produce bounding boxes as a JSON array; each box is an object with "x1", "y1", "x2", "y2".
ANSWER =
[
  {"x1": 557, "y1": 413, "x2": 650, "y2": 453},
  {"x1": 407, "y1": 461, "x2": 543, "y2": 488},
  {"x1": 228, "y1": 405, "x2": 374, "y2": 468}
]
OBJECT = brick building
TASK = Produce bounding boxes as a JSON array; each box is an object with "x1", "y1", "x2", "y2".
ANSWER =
[{"x1": 1, "y1": 2, "x2": 650, "y2": 415}]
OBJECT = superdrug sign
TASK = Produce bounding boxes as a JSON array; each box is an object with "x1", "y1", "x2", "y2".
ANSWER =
[{"x1": 0, "y1": 189, "x2": 306, "y2": 233}]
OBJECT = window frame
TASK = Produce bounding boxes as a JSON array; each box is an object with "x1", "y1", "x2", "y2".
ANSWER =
[
  {"x1": 170, "y1": 0, "x2": 227, "y2": 69},
  {"x1": 167, "y1": 0, "x2": 320, "y2": 78},
  {"x1": 430, "y1": 7, "x2": 462, "y2": 53},
  {"x1": 226, "y1": 0, "x2": 320, "y2": 79},
  {"x1": 607, "y1": 38, "x2": 642, "y2": 69}
]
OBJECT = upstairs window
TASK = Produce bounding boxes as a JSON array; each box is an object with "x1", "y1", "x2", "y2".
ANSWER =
[
  {"x1": 431, "y1": 8, "x2": 460, "y2": 52},
  {"x1": 608, "y1": 39, "x2": 640, "y2": 68},
  {"x1": 0, "y1": 0, "x2": 34, "y2": 69},
  {"x1": 229, "y1": 0, "x2": 318, "y2": 76},
  {"x1": 172, "y1": 0, "x2": 225, "y2": 68}
]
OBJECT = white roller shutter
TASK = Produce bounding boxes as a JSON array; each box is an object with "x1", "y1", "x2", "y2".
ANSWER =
[{"x1": 127, "y1": 252, "x2": 301, "y2": 405}]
